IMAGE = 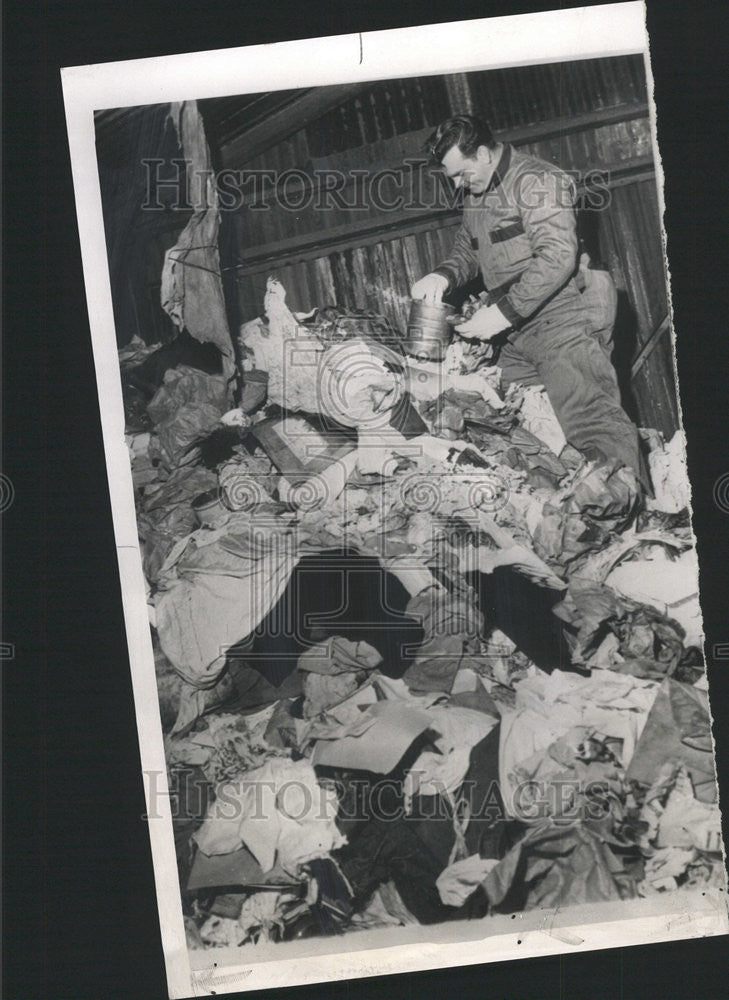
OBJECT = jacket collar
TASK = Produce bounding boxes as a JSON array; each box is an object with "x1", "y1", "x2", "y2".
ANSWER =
[{"x1": 488, "y1": 143, "x2": 512, "y2": 192}]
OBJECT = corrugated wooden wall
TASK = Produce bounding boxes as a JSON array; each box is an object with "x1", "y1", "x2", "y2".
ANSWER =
[
  {"x1": 235, "y1": 225, "x2": 459, "y2": 335},
  {"x1": 599, "y1": 181, "x2": 676, "y2": 437},
  {"x1": 465, "y1": 57, "x2": 648, "y2": 126}
]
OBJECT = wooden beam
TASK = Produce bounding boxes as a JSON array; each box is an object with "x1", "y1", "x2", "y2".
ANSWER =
[
  {"x1": 230, "y1": 157, "x2": 656, "y2": 277},
  {"x1": 630, "y1": 313, "x2": 672, "y2": 380},
  {"x1": 500, "y1": 101, "x2": 649, "y2": 144},
  {"x1": 227, "y1": 211, "x2": 462, "y2": 276},
  {"x1": 219, "y1": 83, "x2": 370, "y2": 169}
]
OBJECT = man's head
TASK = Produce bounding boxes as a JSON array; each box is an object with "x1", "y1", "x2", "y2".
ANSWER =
[{"x1": 425, "y1": 115, "x2": 500, "y2": 196}]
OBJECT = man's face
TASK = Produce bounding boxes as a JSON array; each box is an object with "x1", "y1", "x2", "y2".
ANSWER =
[{"x1": 441, "y1": 144, "x2": 494, "y2": 196}]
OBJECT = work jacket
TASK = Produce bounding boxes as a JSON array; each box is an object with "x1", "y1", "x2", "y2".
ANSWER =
[{"x1": 433, "y1": 144, "x2": 581, "y2": 331}]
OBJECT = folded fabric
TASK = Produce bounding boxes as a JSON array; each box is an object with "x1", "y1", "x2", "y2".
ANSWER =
[
  {"x1": 535, "y1": 461, "x2": 640, "y2": 568},
  {"x1": 193, "y1": 757, "x2": 345, "y2": 875},
  {"x1": 311, "y1": 702, "x2": 433, "y2": 774},
  {"x1": 403, "y1": 586, "x2": 484, "y2": 694},
  {"x1": 563, "y1": 577, "x2": 687, "y2": 677},
  {"x1": 626, "y1": 678, "x2": 717, "y2": 803},
  {"x1": 155, "y1": 529, "x2": 299, "y2": 696},
  {"x1": 404, "y1": 705, "x2": 499, "y2": 802},
  {"x1": 436, "y1": 854, "x2": 500, "y2": 907},
  {"x1": 481, "y1": 820, "x2": 636, "y2": 911},
  {"x1": 298, "y1": 637, "x2": 383, "y2": 676},
  {"x1": 499, "y1": 669, "x2": 659, "y2": 820}
]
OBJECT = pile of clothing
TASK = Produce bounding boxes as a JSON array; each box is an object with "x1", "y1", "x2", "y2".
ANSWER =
[{"x1": 120, "y1": 278, "x2": 721, "y2": 950}]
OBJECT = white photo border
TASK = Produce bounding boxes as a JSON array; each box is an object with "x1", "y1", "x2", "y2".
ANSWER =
[{"x1": 61, "y1": 4, "x2": 729, "y2": 996}]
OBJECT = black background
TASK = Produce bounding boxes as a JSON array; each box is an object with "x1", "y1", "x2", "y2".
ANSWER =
[{"x1": 4, "y1": 0, "x2": 729, "y2": 997}]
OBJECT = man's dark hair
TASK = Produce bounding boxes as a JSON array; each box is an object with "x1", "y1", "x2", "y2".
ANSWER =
[{"x1": 425, "y1": 115, "x2": 496, "y2": 164}]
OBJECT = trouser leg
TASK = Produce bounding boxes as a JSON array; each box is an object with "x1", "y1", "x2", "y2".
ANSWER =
[
  {"x1": 497, "y1": 337, "x2": 542, "y2": 387},
  {"x1": 515, "y1": 295, "x2": 642, "y2": 480}
]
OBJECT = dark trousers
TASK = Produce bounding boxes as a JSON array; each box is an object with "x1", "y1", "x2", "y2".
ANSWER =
[{"x1": 498, "y1": 274, "x2": 642, "y2": 480}]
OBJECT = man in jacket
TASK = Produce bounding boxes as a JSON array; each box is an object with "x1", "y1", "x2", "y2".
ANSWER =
[{"x1": 411, "y1": 115, "x2": 642, "y2": 481}]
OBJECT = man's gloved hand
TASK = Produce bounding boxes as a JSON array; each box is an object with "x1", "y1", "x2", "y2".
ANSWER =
[
  {"x1": 455, "y1": 302, "x2": 511, "y2": 341},
  {"x1": 411, "y1": 272, "x2": 449, "y2": 304}
]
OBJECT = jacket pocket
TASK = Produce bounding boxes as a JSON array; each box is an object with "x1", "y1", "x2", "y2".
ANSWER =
[{"x1": 488, "y1": 220, "x2": 532, "y2": 269}]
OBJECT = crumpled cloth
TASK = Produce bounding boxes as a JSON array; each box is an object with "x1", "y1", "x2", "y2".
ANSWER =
[
  {"x1": 404, "y1": 705, "x2": 499, "y2": 802},
  {"x1": 605, "y1": 547, "x2": 702, "y2": 648},
  {"x1": 534, "y1": 460, "x2": 640, "y2": 569},
  {"x1": 170, "y1": 675, "x2": 236, "y2": 737},
  {"x1": 155, "y1": 528, "x2": 299, "y2": 697},
  {"x1": 637, "y1": 846, "x2": 699, "y2": 895},
  {"x1": 518, "y1": 384, "x2": 568, "y2": 456},
  {"x1": 302, "y1": 672, "x2": 370, "y2": 719},
  {"x1": 146, "y1": 364, "x2": 229, "y2": 424},
  {"x1": 298, "y1": 636, "x2": 384, "y2": 718},
  {"x1": 137, "y1": 465, "x2": 218, "y2": 583},
  {"x1": 403, "y1": 586, "x2": 484, "y2": 694},
  {"x1": 436, "y1": 854, "x2": 499, "y2": 907},
  {"x1": 499, "y1": 669, "x2": 658, "y2": 820},
  {"x1": 160, "y1": 102, "x2": 235, "y2": 372},
  {"x1": 561, "y1": 577, "x2": 687, "y2": 677},
  {"x1": 335, "y1": 796, "x2": 453, "y2": 924},
  {"x1": 626, "y1": 677, "x2": 717, "y2": 803},
  {"x1": 239, "y1": 280, "x2": 325, "y2": 411},
  {"x1": 193, "y1": 757, "x2": 345, "y2": 874},
  {"x1": 198, "y1": 890, "x2": 299, "y2": 946},
  {"x1": 481, "y1": 819, "x2": 636, "y2": 911},
  {"x1": 155, "y1": 402, "x2": 224, "y2": 468},
  {"x1": 146, "y1": 365, "x2": 230, "y2": 466},
  {"x1": 652, "y1": 766, "x2": 722, "y2": 851},
  {"x1": 319, "y1": 337, "x2": 402, "y2": 429},
  {"x1": 353, "y1": 880, "x2": 420, "y2": 928},
  {"x1": 298, "y1": 637, "x2": 383, "y2": 676},
  {"x1": 421, "y1": 389, "x2": 515, "y2": 440}
]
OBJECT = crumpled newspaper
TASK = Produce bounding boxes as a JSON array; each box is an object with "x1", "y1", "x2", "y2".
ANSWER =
[
  {"x1": 517, "y1": 384, "x2": 568, "y2": 456},
  {"x1": 646, "y1": 430, "x2": 691, "y2": 514},
  {"x1": 239, "y1": 279, "x2": 325, "y2": 411}
]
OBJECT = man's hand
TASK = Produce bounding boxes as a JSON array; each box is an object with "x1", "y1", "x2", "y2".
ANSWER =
[
  {"x1": 455, "y1": 302, "x2": 511, "y2": 341},
  {"x1": 411, "y1": 272, "x2": 449, "y2": 304}
]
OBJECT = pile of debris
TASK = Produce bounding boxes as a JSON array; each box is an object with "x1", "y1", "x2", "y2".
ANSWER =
[{"x1": 122, "y1": 277, "x2": 721, "y2": 950}]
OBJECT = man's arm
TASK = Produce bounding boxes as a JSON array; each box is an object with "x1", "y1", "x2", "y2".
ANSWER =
[
  {"x1": 430, "y1": 222, "x2": 481, "y2": 293},
  {"x1": 493, "y1": 168, "x2": 578, "y2": 330}
]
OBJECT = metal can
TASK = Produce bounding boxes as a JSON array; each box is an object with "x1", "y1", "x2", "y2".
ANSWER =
[{"x1": 404, "y1": 299, "x2": 455, "y2": 361}]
